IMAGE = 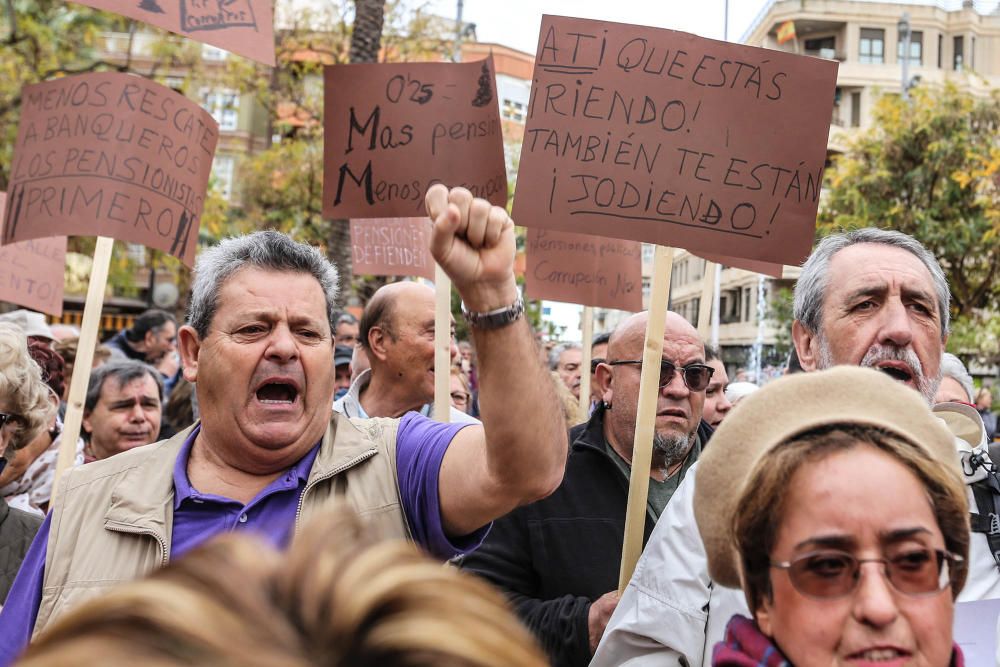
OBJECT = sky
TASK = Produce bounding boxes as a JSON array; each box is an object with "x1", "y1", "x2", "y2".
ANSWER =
[{"x1": 419, "y1": 0, "x2": 773, "y2": 54}]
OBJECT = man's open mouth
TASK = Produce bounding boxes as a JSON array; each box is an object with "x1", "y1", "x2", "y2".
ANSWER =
[
  {"x1": 876, "y1": 363, "x2": 914, "y2": 383},
  {"x1": 256, "y1": 381, "x2": 300, "y2": 404}
]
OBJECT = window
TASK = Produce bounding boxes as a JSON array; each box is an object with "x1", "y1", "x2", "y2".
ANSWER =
[
  {"x1": 897, "y1": 30, "x2": 922, "y2": 66},
  {"x1": 804, "y1": 36, "x2": 835, "y2": 59},
  {"x1": 501, "y1": 98, "x2": 525, "y2": 123},
  {"x1": 642, "y1": 244, "x2": 654, "y2": 262},
  {"x1": 202, "y1": 89, "x2": 240, "y2": 131},
  {"x1": 212, "y1": 154, "x2": 236, "y2": 202},
  {"x1": 851, "y1": 91, "x2": 861, "y2": 128},
  {"x1": 953, "y1": 36, "x2": 964, "y2": 70},
  {"x1": 971, "y1": 36, "x2": 975, "y2": 68},
  {"x1": 743, "y1": 286, "x2": 753, "y2": 323},
  {"x1": 859, "y1": 28, "x2": 884, "y2": 64},
  {"x1": 937, "y1": 34, "x2": 943, "y2": 68},
  {"x1": 202, "y1": 44, "x2": 228, "y2": 61},
  {"x1": 642, "y1": 278, "x2": 651, "y2": 300}
]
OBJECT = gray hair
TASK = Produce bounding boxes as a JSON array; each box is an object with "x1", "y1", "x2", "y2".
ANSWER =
[
  {"x1": 187, "y1": 231, "x2": 340, "y2": 338},
  {"x1": 793, "y1": 228, "x2": 950, "y2": 339},
  {"x1": 85, "y1": 360, "x2": 164, "y2": 414},
  {"x1": 549, "y1": 343, "x2": 581, "y2": 370},
  {"x1": 939, "y1": 353, "x2": 975, "y2": 403}
]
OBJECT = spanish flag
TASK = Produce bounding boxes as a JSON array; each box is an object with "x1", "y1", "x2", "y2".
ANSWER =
[{"x1": 776, "y1": 20, "x2": 796, "y2": 45}]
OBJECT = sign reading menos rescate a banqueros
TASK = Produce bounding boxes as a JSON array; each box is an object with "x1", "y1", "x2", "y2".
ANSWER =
[
  {"x1": 512, "y1": 15, "x2": 839, "y2": 266},
  {"x1": 2, "y1": 72, "x2": 218, "y2": 266}
]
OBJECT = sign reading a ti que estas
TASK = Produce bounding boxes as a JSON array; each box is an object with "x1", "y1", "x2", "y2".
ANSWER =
[
  {"x1": 0, "y1": 192, "x2": 66, "y2": 316},
  {"x1": 72, "y1": 0, "x2": 276, "y2": 66},
  {"x1": 512, "y1": 15, "x2": 838, "y2": 266},
  {"x1": 350, "y1": 217, "x2": 435, "y2": 281},
  {"x1": 2, "y1": 72, "x2": 219, "y2": 266},
  {"x1": 323, "y1": 58, "x2": 508, "y2": 219},
  {"x1": 526, "y1": 228, "x2": 643, "y2": 311}
]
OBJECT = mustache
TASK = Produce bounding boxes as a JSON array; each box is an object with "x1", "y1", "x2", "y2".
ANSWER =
[{"x1": 859, "y1": 344, "x2": 924, "y2": 379}]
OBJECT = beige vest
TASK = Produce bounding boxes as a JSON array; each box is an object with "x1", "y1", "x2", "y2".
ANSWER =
[{"x1": 35, "y1": 414, "x2": 406, "y2": 636}]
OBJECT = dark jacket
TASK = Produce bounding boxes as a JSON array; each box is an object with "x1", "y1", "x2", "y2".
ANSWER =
[
  {"x1": 461, "y1": 408, "x2": 713, "y2": 667},
  {"x1": 104, "y1": 330, "x2": 145, "y2": 362},
  {"x1": 0, "y1": 497, "x2": 43, "y2": 604}
]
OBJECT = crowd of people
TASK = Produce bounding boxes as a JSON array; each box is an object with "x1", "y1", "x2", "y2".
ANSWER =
[{"x1": 0, "y1": 186, "x2": 998, "y2": 666}]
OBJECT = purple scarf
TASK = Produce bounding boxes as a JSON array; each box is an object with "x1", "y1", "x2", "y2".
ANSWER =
[{"x1": 712, "y1": 615, "x2": 965, "y2": 667}]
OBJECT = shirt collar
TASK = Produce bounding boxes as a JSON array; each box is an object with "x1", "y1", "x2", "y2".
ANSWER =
[{"x1": 172, "y1": 423, "x2": 322, "y2": 509}]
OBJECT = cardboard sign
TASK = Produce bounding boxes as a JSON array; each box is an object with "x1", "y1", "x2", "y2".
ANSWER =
[
  {"x1": 349, "y1": 217, "x2": 435, "y2": 280},
  {"x1": 696, "y1": 251, "x2": 784, "y2": 278},
  {"x1": 526, "y1": 227, "x2": 643, "y2": 311},
  {"x1": 0, "y1": 193, "x2": 66, "y2": 316},
  {"x1": 323, "y1": 58, "x2": 508, "y2": 219},
  {"x1": 2, "y1": 72, "x2": 219, "y2": 266},
  {"x1": 512, "y1": 15, "x2": 838, "y2": 266},
  {"x1": 73, "y1": 0, "x2": 275, "y2": 66}
]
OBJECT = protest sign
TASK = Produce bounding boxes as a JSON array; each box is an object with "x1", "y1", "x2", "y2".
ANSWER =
[
  {"x1": 72, "y1": 0, "x2": 275, "y2": 66},
  {"x1": 349, "y1": 217, "x2": 435, "y2": 280},
  {"x1": 0, "y1": 192, "x2": 66, "y2": 316},
  {"x1": 323, "y1": 58, "x2": 507, "y2": 218},
  {"x1": 513, "y1": 15, "x2": 838, "y2": 266},
  {"x1": 525, "y1": 227, "x2": 642, "y2": 311},
  {"x1": 696, "y1": 251, "x2": 784, "y2": 278},
  {"x1": 2, "y1": 72, "x2": 218, "y2": 266}
]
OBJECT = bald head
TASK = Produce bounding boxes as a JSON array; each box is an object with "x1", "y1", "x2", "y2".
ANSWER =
[
  {"x1": 608, "y1": 311, "x2": 703, "y2": 362},
  {"x1": 360, "y1": 282, "x2": 436, "y2": 351}
]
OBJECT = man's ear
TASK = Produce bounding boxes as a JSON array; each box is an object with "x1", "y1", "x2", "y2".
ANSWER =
[
  {"x1": 82, "y1": 411, "x2": 93, "y2": 437},
  {"x1": 596, "y1": 362, "x2": 614, "y2": 404},
  {"x1": 792, "y1": 320, "x2": 819, "y2": 372},
  {"x1": 367, "y1": 326, "x2": 390, "y2": 362},
  {"x1": 177, "y1": 325, "x2": 202, "y2": 383}
]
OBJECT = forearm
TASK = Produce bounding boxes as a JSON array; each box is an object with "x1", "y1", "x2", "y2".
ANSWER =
[{"x1": 471, "y1": 311, "x2": 566, "y2": 505}]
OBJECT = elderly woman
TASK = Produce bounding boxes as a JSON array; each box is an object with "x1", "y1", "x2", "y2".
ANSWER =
[
  {"x1": 696, "y1": 366, "x2": 968, "y2": 666},
  {"x1": 0, "y1": 323, "x2": 56, "y2": 603}
]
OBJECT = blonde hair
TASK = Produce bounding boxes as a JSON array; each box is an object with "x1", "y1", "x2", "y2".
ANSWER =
[
  {"x1": 0, "y1": 322, "x2": 56, "y2": 449},
  {"x1": 733, "y1": 425, "x2": 970, "y2": 615},
  {"x1": 21, "y1": 504, "x2": 547, "y2": 667},
  {"x1": 550, "y1": 371, "x2": 585, "y2": 429}
]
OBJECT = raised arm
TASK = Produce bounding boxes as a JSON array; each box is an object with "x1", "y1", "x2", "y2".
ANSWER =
[{"x1": 426, "y1": 185, "x2": 566, "y2": 536}]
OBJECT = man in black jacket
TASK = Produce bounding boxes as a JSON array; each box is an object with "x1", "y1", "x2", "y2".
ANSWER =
[{"x1": 461, "y1": 311, "x2": 713, "y2": 666}]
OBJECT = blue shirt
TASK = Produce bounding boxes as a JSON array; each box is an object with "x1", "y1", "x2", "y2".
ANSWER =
[{"x1": 0, "y1": 413, "x2": 481, "y2": 665}]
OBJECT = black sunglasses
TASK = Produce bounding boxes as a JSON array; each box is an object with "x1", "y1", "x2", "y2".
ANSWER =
[{"x1": 606, "y1": 359, "x2": 714, "y2": 392}]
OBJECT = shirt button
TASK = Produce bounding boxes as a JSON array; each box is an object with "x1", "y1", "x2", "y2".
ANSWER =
[{"x1": 239, "y1": 513, "x2": 248, "y2": 523}]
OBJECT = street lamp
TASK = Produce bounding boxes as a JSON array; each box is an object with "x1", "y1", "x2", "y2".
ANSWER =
[{"x1": 898, "y1": 12, "x2": 911, "y2": 101}]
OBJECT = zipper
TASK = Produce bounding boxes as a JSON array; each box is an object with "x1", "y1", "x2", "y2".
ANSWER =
[
  {"x1": 105, "y1": 521, "x2": 169, "y2": 567},
  {"x1": 294, "y1": 448, "x2": 378, "y2": 534}
]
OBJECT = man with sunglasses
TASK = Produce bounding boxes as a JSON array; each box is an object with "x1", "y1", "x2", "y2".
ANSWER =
[{"x1": 462, "y1": 311, "x2": 713, "y2": 667}]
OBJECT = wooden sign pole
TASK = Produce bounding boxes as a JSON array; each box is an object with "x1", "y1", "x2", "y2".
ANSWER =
[
  {"x1": 579, "y1": 306, "x2": 594, "y2": 419},
  {"x1": 697, "y1": 261, "x2": 717, "y2": 340},
  {"x1": 434, "y1": 263, "x2": 452, "y2": 423},
  {"x1": 52, "y1": 236, "x2": 115, "y2": 503},
  {"x1": 619, "y1": 245, "x2": 674, "y2": 591}
]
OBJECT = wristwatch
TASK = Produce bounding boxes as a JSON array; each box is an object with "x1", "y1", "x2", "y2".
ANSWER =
[{"x1": 462, "y1": 294, "x2": 525, "y2": 329}]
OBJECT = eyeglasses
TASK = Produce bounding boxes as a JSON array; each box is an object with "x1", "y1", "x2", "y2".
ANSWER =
[
  {"x1": 450, "y1": 391, "x2": 470, "y2": 406},
  {"x1": 606, "y1": 360, "x2": 715, "y2": 392},
  {"x1": 771, "y1": 548, "x2": 963, "y2": 599},
  {"x1": 0, "y1": 412, "x2": 25, "y2": 430}
]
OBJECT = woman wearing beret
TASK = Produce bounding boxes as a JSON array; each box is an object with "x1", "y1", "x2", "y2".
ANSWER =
[{"x1": 696, "y1": 366, "x2": 968, "y2": 667}]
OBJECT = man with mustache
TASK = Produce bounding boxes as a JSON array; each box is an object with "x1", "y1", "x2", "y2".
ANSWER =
[
  {"x1": 593, "y1": 228, "x2": 1000, "y2": 666},
  {"x1": 0, "y1": 185, "x2": 567, "y2": 663},
  {"x1": 463, "y1": 311, "x2": 714, "y2": 667}
]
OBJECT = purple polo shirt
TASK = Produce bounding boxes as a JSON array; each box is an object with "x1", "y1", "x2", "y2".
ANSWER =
[{"x1": 0, "y1": 413, "x2": 481, "y2": 665}]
